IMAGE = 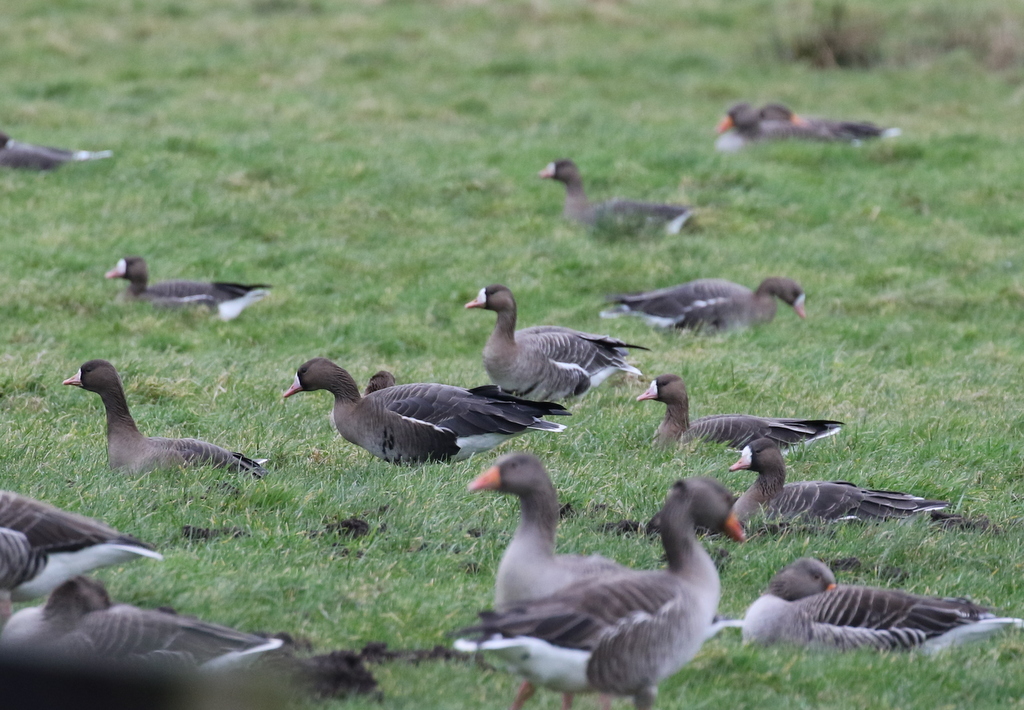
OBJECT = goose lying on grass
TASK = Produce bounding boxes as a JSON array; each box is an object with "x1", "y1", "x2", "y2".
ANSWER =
[{"x1": 0, "y1": 130, "x2": 112, "y2": 170}]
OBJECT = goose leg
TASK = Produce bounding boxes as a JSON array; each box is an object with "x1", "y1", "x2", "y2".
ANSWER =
[
  {"x1": 560, "y1": 693, "x2": 574, "y2": 710},
  {"x1": 598, "y1": 694, "x2": 612, "y2": 710},
  {"x1": 510, "y1": 681, "x2": 536, "y2": 710}
]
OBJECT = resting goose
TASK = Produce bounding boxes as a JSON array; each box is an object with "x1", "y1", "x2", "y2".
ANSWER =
[
  {"x1": 64, "y1": 360, "x2": 268, "y2": 477},
  {"x1": 363, "y1": 370, "x2": 396, "y2": 396},
  {"x1": 0, "y1": 493, "x2": 161, "y2": 618},
  {"x1": 743, "y1": 558, "x2": 1022, "y2": 652},
  {"x1": 105, "y1": 256, "x2": 270, "y2": 321},
  {"x1": 759, "y1": 103, "x2": 901, "y2": 143},
  {"x1": 1, "y1": 576, "x2": 284, "y2": 668},
  {"x1": 466, "y1": 284, "x2": 647, "y2": 401},
  {"x1": 730, "y1": 438, "x2": 947, "y2": 523},
  {"x1": 539, "y1": 159, "x2": 692, "y2": 234},
  {"x1": 602, "y1": 277, "x2": 806, "y2": 331},
  {"x1": 637, "y1": 374, "x2": 841, "y2": 449},
  {"x1": 283, "y1": 358, "x2": 569, "y2": 464},
  {"x1": 455, "y1": 477, "x2": 744, "y2": 710},
  {"x1": 0, "y1": 130, "x2": 112, "y2": 170}
]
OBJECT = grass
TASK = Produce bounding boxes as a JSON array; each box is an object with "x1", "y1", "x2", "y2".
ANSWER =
[{"x1": 1, "y1": 0, "x2": 1024, "y2": 707}]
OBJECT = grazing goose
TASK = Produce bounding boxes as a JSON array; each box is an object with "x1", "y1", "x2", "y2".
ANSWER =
[
  {"x1": 637, "y1": 374, "x2": 842, "y2": 449},
  {"x1": 64, "y1": 360, "x2": 268, "y2": 477},
  {"x1": 455, "y1": 477, "x2": 744, "y2": 710},
  {"x1": 730, "y1": 438, "x2": 947, "y2": 523},
  {"x1": 363, "y1": 370, "x2": 396, "y2": 396},
  {"x1": 0, "y1": 493, "x2": 161, "y2": 618},
  {"x1": 742, "y1": 558, "x2": 1022, "y2": 652},
  {"x1": 539, "y1": 159, "x2": 692, "y2": 234},
  {"x1": 1, "y1": 576, "x2": 284, "y2": 668},
  {"x1": 759, "y1": 103, "x2": 901, "y2": 143},
  {"x1": 0, "y1": 130, "x2": 112, "y2": 170},
  {"x1": 602, "y1": 277, "x2": 806, "y2": 331},
  {"x1": 466, "y1": 284, "x2": 647, "y2": 401},
  {"x1": 283, "y1": 358, "x2": 569, "y2": 464},
  {"x1": 105, "y1": 256, "x2": 270, "y2": 321}
]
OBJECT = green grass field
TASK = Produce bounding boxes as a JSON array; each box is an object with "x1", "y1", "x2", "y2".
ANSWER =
[{"x1": 2, "y1": 0, "x2": 1024, "y2": 707}]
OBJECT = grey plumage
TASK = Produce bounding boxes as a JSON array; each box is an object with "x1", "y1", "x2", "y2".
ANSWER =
[
  {"x1": 0, "y1": 130, "x2": 112, "y2": 170},
  {"x1": 715, "y1": 102, "x2": 899, "y2": 152}
]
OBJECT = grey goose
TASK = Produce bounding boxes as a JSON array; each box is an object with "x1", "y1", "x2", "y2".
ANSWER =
[
  {"x1": 64, "y1": 360, "x2": 268, "y2": 477},
  {"x1": 363, "y1": 370, "x2": 396, "y2": 396},
  {"x1": 539, "y1": 159, "x2": 692, "y2": 234},
  {"x1": 602, "y1": 277, "x2": 806, "y2": 331},
  {"x1": 105, "y1": 256, "x2": 270, "y2": 321},
  {"x1": 1, "y1": 576, "x2": 283, "y2": 668},
  {"x1": 283, "y1": 358, "x2": 569, "y2": 464},
  {"x1": 466, "y1": 284, "x2": 647, "y2": 401},
  {"x1": 455, "y1": 477, "x2": 745, "y2": 710},
  {"x1": 637, "y1": 374, "x2": 842, "y2": 449},
  {"x1": 0, "y1": 493, "x2": 161, "y2": 618},
  {"x1": 730, "y1": 438, "x2": 947, "y2": 523},
  {"x1": 759, "y1": 103, "x2": 901, "y2": 143},
  {"x1": 0, "y1": 130, "x2": 112, "y2": 170},
  {"x1": 742, "y1": 558, "x2": 1022, "y2": 652}
]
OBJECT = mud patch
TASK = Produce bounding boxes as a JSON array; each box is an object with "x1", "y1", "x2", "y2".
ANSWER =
[
  {"x1": 357, "y1": 641, "x2": 468, "y2": 665},
  {"x1": 930, "y1": 511, "x2": 1000, "y2": 533},
  {"x1": 290, "y1": 650, "x2": 379, "y2": 699},
  {"x1": 601, "y1": 519, "x2": 643, "y2": 536},
  {"x1": 181, "y1": 525, "x2": 248, "y2": 541}
]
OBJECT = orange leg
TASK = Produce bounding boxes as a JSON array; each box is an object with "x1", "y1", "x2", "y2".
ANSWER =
[
  {"x1": 598, "y1": 694, "x2": 612, "y2": 710},
  {"x1": 510, "y1": 681, "x2": 536, "y2": 710},
  {"x1": 560, "y1": 693, "x2": 574, "y2": 710}
]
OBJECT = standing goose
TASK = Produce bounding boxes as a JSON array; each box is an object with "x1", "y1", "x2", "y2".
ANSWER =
[
  {"x1": 758, "y1": 104, "x2": 901, "y2": 143},
  {"x1": 637, "y1": 374, "x2": 842, "y2": 449},
  {"x1": 0, "y1": 493, "x2": 161, "y2": 618},
  {"x1": 469, "y1": 453, "x2": 626, "y2": 710},
  {"x1": 105, "y1": 256, "x2": 270, "y2": 321},
  {"x1": 283, "y1": 358, "x2": 569, "y2": 464},
  {"x1": 539, "y1": 159, "x2": 692, "y2": 234},
  {"x1": 742, "y1": 558, "x2": 1022, "y2": 652},
  {"x1": 455, "y1": 477, "x2": 745, "y2": 710},
  {"x1": 1, "y1": 576, "x2": 284, "y2": 668},
  {"x1": 466, "y1": 284, "x2": 647, "y2": 401},
  {"x1": 0, "y1": 130, "x2": 112, "y2": 170},
  {"x1": 64, "y1": 360, "x2": 268, "y2": 477},
  {"x1": 730, "y1": 438, "x2": 947, "y2": 523},
  {"x1": 601, "y1": 277, "x2": 806, "y2": 331}
]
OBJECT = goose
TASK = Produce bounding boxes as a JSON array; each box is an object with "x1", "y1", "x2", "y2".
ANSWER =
[
  {"x1": 363, "y1": 370, "x2": 396, "y2": 396},
  {"x1": 0, "y1": 576, "x2": 284, "y2": 668},
  {"x1": 601, "y1": 277, "x2": 806, "y2": 331},
  {"x1": 538, "y1": 159, "x2": 692, "y2": 234},
  {"x1": 0, "y1": 493, "x2": 161, "y2": 619},
  {"x1": 466, "y1": 284, "x2": 647, "y2": 401},
  {"x1": 758, "y1": 103, "x2": 901, "y2": 143},
  {"x1": 283, "y1": 358, "x2": 569, "y2": 464},
  {"x1": 0, "y1": 130, "x2": 112, "y2": 170},
  {"x1": 470, "y1": 454, "x2": 625, "y2": 710},
  {"x1": 456, "y1": 477, "x2": 744, "y2": 710},
  {"x1": 742, "y1": 558, "x2": 1022, "y2": 652},
  {"x1": 105, "y1": 256, "x2": 270, "y2": 321},
  {"x1": 636, "y1": 375, "x2": 842, "y2": 449},
  {"x1": 730, "y1": 438, "x2": 947, "y2": 523},
  {"x1": 64, "y1": 360, "x2": 268, "y2": 477}
]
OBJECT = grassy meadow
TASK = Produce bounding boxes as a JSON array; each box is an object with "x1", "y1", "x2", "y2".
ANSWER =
[{"x1": 2, "y1": 0, "x2": 1024, "y2": 706}]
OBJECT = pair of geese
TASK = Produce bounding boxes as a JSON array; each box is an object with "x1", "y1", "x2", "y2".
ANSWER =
[{"x1": 455, "y1": 453, "x2": 1019, "y2": 710}]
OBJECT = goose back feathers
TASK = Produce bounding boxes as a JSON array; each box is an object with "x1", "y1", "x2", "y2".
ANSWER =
[
  {"x1": 363, "y1": 370, "x2": 396, "y2": 396},
  {"x1": 283, "y1": 358, "x2": 568, "y2": 464},
  {"x1": 743, "y1": 558, "x2": 1022, "y2": 652},
  {"x1": 64, "y1": 360, "x2": 267, "y2": 477},
  {"x1": 0, "y1": 130, "x2": 112, "y2": 170},
  {"x1": 466, "y1": 284, "x2": 646, "y2": 400}
]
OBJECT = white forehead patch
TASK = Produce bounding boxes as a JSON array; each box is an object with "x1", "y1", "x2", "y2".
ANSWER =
[
  {"x1": 477, "y1": 287, "x2": 487, "y2": 304},
  {"x1": 794, "y1": 293, "x2": 805, "y2": 307},
  {"x1": 739, "y1": 446, "x2": 752, "y2": 464},
  {"x1": 117, "y1": 258, "x2": 126, "y2": 272},
  {"x1": 647, "y1": 381, "x2": 658, "y2": 397},
  {"x1": 544, "y1": 162, "x2": 555, "y2": 174}
]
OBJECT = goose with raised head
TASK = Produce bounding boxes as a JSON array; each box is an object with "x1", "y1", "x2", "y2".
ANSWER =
[
  {"x1": 0, "y1": 130, "x2": 112, "y2": 170},
  {"x1": 105, "y1": 256, "x2": 270, "y2": 321},
  {"x1": 283, "y1": 358, "x2": 569, "y2": 464},
  {"x1": 742, "y1": 558, "x2": 1022, "y2": 652},
  {"x1": 0, "y1": 576, "x2": 284, "y2": 668},
  {"x1": 637, "y1": 375, "x2": 841, "y2": 449},
  {"x1": 455, "y1": 477, "x2": 745, "y2": 710},
  {"x1": 466, "y1": 284, "x2": 647, "y2": 401},
  {"x1": 64, "y1": 360, "x2": 268, "y2": 477},
  {"x1": 539, "y1": 159, "x2": 692, "y2": 234},
  {"x1": 730, "y1": 438, "x2": 947, "y2": 523},
  {"x1": 602, "y1": 277, "x2": 806, "y2": 331}
]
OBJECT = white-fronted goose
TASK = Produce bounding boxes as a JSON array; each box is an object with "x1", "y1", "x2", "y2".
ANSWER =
[
  {"x1": 363, "y1": 370, "x2": 396, "y2": 396},
  {"x1": 539, "y1": 159, "x2": 692, "y2": 234},
  {"x1": 105, "y1": 256, "x2": 270, "y2": 321},
  {"x1": 637, "y1": 375, "x2": 841, "y2": 449},
  {"x1": 759, "y1": 103, "x2": 901, "y2": 143},
  {"x1": 0, "y1": 130, "x2": 112, "y2": 170},
  {"x1": 64, "y1": 360, "x2": 268, "y2": 477},
  {"x1": 466, "y1": 284, "x2": 646, "y2": 401},
  {"x1": 0, "y1": 493, "x2": 161, "y2": 618},
  {"x1": 455, "y1": 477, "x2": 744, "y2": 710},
  {"x1": 742, "y1": 558, "x2": 1022, "y2": 652},
  {"x1": 1, "y1": 576, "x2": 284, "y2": 668},
  {"x1": 283, "y1": 358, "x2": 569, "y2": 464},
  {"x1": 602, "y1": 277, "x2": 806, "y2": 331},
  {"x1": 469, "y1": 453, "x2": 626, "y2": 710},
  {"x1": 730, "y1": 438, "x2": 947, "y2": 523}
]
